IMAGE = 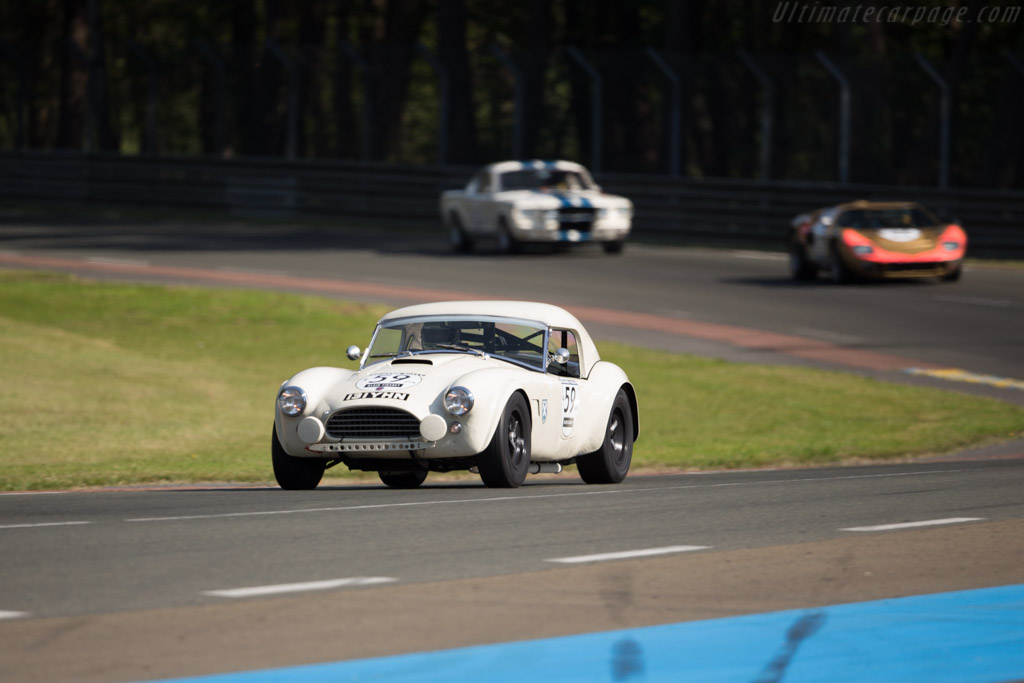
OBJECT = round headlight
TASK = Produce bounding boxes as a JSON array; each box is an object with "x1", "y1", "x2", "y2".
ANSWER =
[
  {"x1": 852, "y1": 245, "x2": 874, "y2": 255},
  {"x1": 444, "y1": 386, "x2": 474, "y2": 416},
  {"x1": 943, "y1": 241, "x2": 960, "y2": 251},
  {"x1": 278, "y1": 386, "x2": 307, "y2": 416}
]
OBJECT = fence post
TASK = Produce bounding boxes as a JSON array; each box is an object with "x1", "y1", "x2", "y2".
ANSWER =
[
  {"x1": 815, "y1": 50, "x2": 851, "y2": 185},
  {"x1": 338, "y1": 41, "x2": 373, "y2": 162},
  {"x1": 565, "y1": 46, "x2": 603, "y2": 173},
  {"x1": 738, "y1": 50, "x2": 774, "y2": 182},
  {"x1": 127, "y1": 40, "x2": 158, "y2": 155},
  {"x1": 489, "y1": 43, "x2": 524, "y2": 160},
  {"x1": 646, "y1": 48, "x2": 682, "y2": 177},
  {"x1": 0, "y1": 40, "x2": 26, "y2": 149},
  {"x1": 194, "y1": 39, "x2": 227, "y2": 157},
  {"x1": 415, "y1": 44, "x2": 449, "y2": 165},
  {"x1": 266, "y1": 39, "x2": 299, "y2": 161},
  {"x1": 914, "y1": 53, "x2": 951, "y2": 189}
]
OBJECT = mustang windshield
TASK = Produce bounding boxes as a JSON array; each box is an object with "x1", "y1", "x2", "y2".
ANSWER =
[{"x1": 365, "y1": 316, "x2": 548, "y2": 371}]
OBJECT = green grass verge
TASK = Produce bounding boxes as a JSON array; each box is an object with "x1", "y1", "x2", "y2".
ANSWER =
[{"x1": 1, "y1": 270, "x2": 1022, "y2": 491}]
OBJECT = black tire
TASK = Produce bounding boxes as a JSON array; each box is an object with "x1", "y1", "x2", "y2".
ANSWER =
[
  {"x1": 477, "y1": 393, "x2": 531, "y2": 488},
  {"x1": 449, "y1": 213, "x2": 473, "y2": 253},
  {"x1": 577, "y1": 390, "x2": 633, "y2": 484},
  {"x1": 497, "y1": 217, "x2": 520, "y2": 255},
  {"x1": 789, "y1": 240, "x2": 817, "y2": 281},
  {"x1": 272, "y1": 423, "x2": 326, "y2": 490},
  {"x1": 941, "y1": 266, "x2": 962, "y2": 282},
  {"x1": 828, "y1": 243, "x2": 852, "y2": 284},
  {"x1": 602, "y1": 240, "x2": 625, "y2": 255},
  {"x1": 379, "y1": 464, "x2": 428, "y2": 488}
]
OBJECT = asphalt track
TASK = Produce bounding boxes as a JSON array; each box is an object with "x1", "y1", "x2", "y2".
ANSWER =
[{"x1": 1, "y1": 216, "x2": 1023, "y2": 682}]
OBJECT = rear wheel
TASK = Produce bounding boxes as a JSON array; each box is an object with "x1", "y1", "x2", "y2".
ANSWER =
[
  {"x1": 602, "y1": 240, "x2": 625, "y2": 255},
  {"x1": 272, "y1": 424, "x2": 325, "y2": 490},
  {"x1": 477, "y1": 393, "x2": 531, "y2": 488},
  {"x1": 577, "y1": 390, "x2": 633, "y2": 484}
]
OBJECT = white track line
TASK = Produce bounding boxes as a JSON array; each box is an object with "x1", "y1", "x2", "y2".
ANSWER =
[
  {"x1": 547, "y1": 545, "x2": 710, "y2": 564},
  {"x1": 126, "y1": 469, "x2": 970, "y2": 524},
  {"x1": 841, "y1": 517, "x2": 985, "y2": 532},
  {"x1": 0, "y1": 521, "x2": 91, "y2": 530},
  {"x1": 203, "y1": 577, "x2": 396, "y2": 598},
  {"x1": 0, "y1": 610, "x2": 28, "y2": 620}
]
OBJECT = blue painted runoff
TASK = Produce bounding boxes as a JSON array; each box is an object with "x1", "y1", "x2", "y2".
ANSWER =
[{"x1": 141, "y1": 583, "x2": 1024, "y2": 683}]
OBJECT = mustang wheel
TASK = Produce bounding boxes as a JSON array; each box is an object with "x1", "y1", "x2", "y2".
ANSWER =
[
  {"x1": 379, "y1": 464, "x2": 428, "y2": 488},
  {"x1": 497, "y1": 217, "x2": 521, "y2": 255},
  {"x1": 272, "y1": 423, "x2": 326, "y2": 490},
  {"x1": 577, "y1": 389, "x2": 633, "y2": 484},
  {"x1": 449, "y1": 213, "x2": 473, "y2": 253},
  {"x1": 478, "y1": 393, "x2": 531, "y2": 488}
]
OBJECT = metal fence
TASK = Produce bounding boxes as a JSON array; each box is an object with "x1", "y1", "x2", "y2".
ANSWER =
[{"x1": 1, "y1": 151, "x2": 1022, "y2": 256}]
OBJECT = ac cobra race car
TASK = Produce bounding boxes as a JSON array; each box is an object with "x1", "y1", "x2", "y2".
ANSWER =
[
  {"x1": 440, "y1": 160, "x2": 633, "y2": 254},
  {"x1": 272, "y1": 301, "x2": 638, "y2": 489}
]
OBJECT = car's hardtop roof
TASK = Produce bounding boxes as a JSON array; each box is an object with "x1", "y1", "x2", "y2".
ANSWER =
[
  {"x1": 378, "y1": 300, "x2": 585, "y2": 329},
  {"x1": 832, "y1": 200, "x2": 926, "y2": 212},
  {"x1": 378, "y1": 301, "x2": 603, "y2": 373},
  {"x1": 485, "y1": 159, "x2": 588, "y2": 175}
]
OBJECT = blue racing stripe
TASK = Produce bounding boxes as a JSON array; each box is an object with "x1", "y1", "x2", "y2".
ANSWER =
[{"x1": 138, "y1": 583, "x2": 1024, "y2": 683}]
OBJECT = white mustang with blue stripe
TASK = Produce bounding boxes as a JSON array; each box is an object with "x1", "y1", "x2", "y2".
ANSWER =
[{"x1": 441, "y1": 160, "x2": 633, "y2": 254}]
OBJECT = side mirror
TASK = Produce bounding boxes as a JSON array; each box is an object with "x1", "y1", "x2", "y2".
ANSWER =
[
  {"x1": 552, "y1": 347, "x2": 570, "y2": 365},
  {"x1": 346, "y1": 345, "x2": 361, "y2": 361}
]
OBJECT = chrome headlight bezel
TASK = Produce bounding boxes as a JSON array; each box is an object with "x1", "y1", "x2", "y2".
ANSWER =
[
  {"x1": 278, "y1": 386, "x2": 308, "y2": 416},
  {"x1": 444, "y1": 386, "x2": 475, "y2": 416}
]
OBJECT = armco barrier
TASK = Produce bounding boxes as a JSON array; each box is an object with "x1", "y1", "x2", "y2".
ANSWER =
[{"x1": 1, "y1": 151, "x2": 1022, "y2": 256}]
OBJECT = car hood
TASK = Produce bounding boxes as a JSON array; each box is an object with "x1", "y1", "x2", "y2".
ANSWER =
[
  {"x1": 496, "y1": 189, "x2": 631, "y2": 209},
  {"x1": 854, "y1": 226, "x2": 942, "y2": 253},
  {"x1": 331, "y1": 353, "x2": 526, "y2": 408}
]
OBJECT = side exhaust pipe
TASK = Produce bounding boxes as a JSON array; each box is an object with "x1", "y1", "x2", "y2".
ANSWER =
[{"x1": 528, "y1": 462, "x2": 563, "y2": 475}]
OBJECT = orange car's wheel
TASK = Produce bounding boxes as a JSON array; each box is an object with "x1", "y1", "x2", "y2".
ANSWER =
[
  {"x1": 789, "y1": 240, "x2": 817, "y2": 281},
  {"x1": 829, "y1": 243, "x2": 853, "y2": 284}
]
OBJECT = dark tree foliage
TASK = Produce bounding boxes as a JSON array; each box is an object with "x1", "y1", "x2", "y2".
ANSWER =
[{"x1": 0, "y1": 0, "x2": 1021, "y2": 187}]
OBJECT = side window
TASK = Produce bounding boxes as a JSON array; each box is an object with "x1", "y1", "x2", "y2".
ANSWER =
[
  {"x1": 477, "y1": 171, "x2": 492, "y2": 193},
  {"x1": 547, "y1": 328, "x2": 581, "y2": 378}
]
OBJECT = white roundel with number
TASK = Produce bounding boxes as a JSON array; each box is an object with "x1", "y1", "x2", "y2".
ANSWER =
[
  {"x1": 356, "y1": 372, "x2": 423, "y2": 390},
  {"x1": 560, "y1": 379, "x2": 580, "y2": 437}
]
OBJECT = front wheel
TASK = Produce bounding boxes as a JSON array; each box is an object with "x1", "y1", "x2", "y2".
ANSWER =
[
  {"x1": 789, "y1": 240, "x2": 817, "y2": 281},
  {"x1": 497, "y1": 217, "x2": 521, "y2": 255},
  {"x1": 577, "y1": 390, "x2": 633, "y2": 484},
  {"x1": 449, "y1": 213, "x2": 473, "y2": 253},
  {"x1": 477, "y1": 393, "x2": 531, "y2": 488},
  {"x1": 272, "y1": 424, "x2": 326, "y2": 490},
  {"x1": 829, "y1": 244, "x2": 853, "y2": 284},
  {"x1": 602, "y1": 240, "x2": 625, "y2": 255}
]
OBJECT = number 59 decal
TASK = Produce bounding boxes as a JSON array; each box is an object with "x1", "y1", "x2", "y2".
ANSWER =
[{"x1": 560, "y1": 379, "x2": 579, "y2": 437}]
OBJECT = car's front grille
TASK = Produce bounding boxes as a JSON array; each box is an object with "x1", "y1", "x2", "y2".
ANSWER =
[
  {"x1": 883, "y1": 262, "x2": 943, "y2": 273},
  {"x1": 558, "y1": 207, "x2": 595, "y2": 231},
  {"x1": 325, "y1": 408, "x2": 421, "y2": 440}
]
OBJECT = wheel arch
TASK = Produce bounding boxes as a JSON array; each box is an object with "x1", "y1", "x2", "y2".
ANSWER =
[{"x1": 619, "y1": 381, "x2": 639, "y2": 442}]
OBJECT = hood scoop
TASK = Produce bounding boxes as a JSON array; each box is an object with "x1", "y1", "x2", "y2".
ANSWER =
[{"x1": 391, "y1": 358, "x2": 433, "y2": 365}]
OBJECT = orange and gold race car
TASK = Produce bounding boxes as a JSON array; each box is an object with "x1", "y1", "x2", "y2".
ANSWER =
[{"x1": 788, "y1": 200, "x2": 966, "y2": 283}]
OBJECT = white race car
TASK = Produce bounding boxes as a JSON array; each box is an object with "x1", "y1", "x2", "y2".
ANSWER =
[
  {"x1": 440, "y1": 160, "x2": 633, "y2": 254},
  {"x1": 272, "y1": 301, "x2": 638, "y2": 489}
]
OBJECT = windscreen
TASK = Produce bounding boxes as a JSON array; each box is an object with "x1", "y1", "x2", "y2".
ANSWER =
[{"x1": 365, "y1": 316, "x2": 548, "y2": 371}]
